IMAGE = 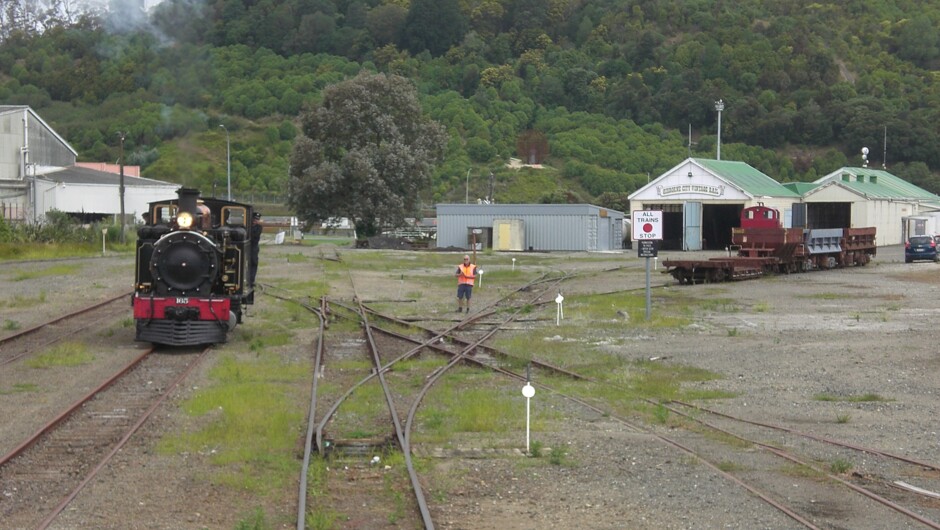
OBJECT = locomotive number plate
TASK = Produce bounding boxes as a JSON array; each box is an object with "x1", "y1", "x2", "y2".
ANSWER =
[{"x1": 176, "y1": 297, "x2": 190, "y2": 304}]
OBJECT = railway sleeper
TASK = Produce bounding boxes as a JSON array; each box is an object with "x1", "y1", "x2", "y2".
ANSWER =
[{"x1": 318, "y1": 436, "x2": 396, "y2": 456}]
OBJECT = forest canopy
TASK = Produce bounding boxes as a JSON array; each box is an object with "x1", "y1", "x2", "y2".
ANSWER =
[{"x1": 2, "y1": 0, "x2": 940, "y2": 207}]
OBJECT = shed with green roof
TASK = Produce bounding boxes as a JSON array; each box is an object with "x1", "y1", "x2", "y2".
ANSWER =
[
  {"x1": 804, "y1": 167, "x2": 940, "y2": 245},
  {"x1": 628, "y1": 157, "x2": 799, "y2": 250}
]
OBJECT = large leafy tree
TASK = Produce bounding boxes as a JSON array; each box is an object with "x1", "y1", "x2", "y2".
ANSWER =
[{"x1": 288, "y1": 72, "x2": 447, "y2": 236}]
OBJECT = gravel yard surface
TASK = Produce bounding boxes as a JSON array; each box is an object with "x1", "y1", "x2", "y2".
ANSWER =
[{"x1": 2, "y1": 244, "x2": 939, "y2": 529}]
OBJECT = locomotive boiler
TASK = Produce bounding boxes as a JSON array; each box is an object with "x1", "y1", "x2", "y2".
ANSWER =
[{"x1": 133, "y1": 188, "x2": 256, "y2": 345}]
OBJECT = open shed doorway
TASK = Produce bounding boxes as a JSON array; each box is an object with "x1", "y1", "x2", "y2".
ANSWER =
[
  {"x1": 807, "y1": 202, "x2": 851, "y2": 229},
  {"x1": 702, "y1": 204, "x2": 742, "y2": 250}
]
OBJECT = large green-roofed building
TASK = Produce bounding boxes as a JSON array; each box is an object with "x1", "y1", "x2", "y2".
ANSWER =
[{"x1": 630, "y1": 157, "x2": 940, "y2": 250}]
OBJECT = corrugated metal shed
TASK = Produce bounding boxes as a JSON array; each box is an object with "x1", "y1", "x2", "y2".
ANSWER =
[
  {"x1": 0, "y1": 105, "x2": 78, "y2": 180},
  {"x1": 436, "y1": 203, "x2": 625, "y2": 251}
]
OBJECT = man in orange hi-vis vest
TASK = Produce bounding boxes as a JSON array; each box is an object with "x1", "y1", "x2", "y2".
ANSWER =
[{"x1": 455, "y1": 254, "x2": 478, "y2": 313}]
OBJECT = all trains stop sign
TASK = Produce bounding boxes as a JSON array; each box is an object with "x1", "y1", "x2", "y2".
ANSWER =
[
  {"x1": 632, "y1": 210, "x2": 663, "y2": 240},
  {"x1": 632, "y1": 210, "x2": 662, "y2": 322}
]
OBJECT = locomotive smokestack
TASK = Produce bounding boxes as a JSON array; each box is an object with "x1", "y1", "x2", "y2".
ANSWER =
[{"x1": 177, "y1": 188, "x2": 200, "y2": 215}]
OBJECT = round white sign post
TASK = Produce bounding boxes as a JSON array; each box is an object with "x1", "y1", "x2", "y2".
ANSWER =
[
  {"x1": 477, "y1": 268, "x2": 484, "y2": 288},
  {"x1": 512, "y1": 257, "x2": 516, "y2": 271},
  {"x1": 555, "y1": 293, "x2": 564, "y2": 325},
  {"x1": 522, "y1": 382, "x2": 536, "y2": 454}
]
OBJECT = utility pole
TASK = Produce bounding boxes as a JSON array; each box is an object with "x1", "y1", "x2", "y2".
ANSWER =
[
  {"x1": 118, "y1": 131, "x2": 126, "y2": 245},
  {"x1": 715, "y1": 99, "x2": 724, "y2": 160},
  {"x1": 220, "y1": 124, "x2": 231, "y2": 200}
]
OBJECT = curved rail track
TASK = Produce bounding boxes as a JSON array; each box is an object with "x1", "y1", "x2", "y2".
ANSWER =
[
  {"x1": 265, "y1": 269, "x2": 570, "y2": 529},
  {"x1": 266, "y1": 259, "x2": 938, "y2": 529}
]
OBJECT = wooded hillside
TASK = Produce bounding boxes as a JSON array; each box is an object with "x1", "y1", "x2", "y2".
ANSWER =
[{"x1": 2, "y1": 0, "x2": 939, "y2": 208}]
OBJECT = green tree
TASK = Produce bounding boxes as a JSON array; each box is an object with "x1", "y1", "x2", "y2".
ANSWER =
[
  {"x1": 288, "y1": 72, "x2": 447, "y2": 235},
  {"x1": 401, "y1": 0, "x2": 466, "y2": 56}
]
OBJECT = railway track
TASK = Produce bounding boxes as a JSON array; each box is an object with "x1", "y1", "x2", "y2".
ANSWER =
[
  {"x1": 0, "y1": 346, "x2": 209, "y2": 528},
  {"x1": 352, "y1": 287, "x2": 940, "y2": 527},
  {"x1": 661, "y1": 399, "x2": 940, "y2": 528},
  {"x1": 264, "y1": 257, "x2": 938, "y2": 529},
  {"x1": 265, "y1": 269, "x2": 571, "y2": 529},
  {"x1": 0, "y1": 290, "x2": 132, "y2": 367}
]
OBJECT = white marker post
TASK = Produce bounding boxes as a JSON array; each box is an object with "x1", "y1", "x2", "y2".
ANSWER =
[
  {"x1": 477, "y1": 268, "x2": 484, "y2": 288},
  {"x1": 101, "y1": 228, "x2": 108, "y2": 255},
  {"x1": 522, "y1": 380, "x2": 535, "y2": 455},
  {"x1": 512, "y1": 257, "x2": 516, "y2": 271},
  {"x1": 555, "y1": 293, "x2": 564, "y2": 325}
]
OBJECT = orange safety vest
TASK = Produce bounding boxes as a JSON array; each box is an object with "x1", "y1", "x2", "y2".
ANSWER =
[{"x1": 457, "y1": 263, "x2": 476, "y2": 286}]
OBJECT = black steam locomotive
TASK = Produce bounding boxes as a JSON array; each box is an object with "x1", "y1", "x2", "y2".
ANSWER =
[{"x1": 133, "y1": 188, "x2": 257, "y2": 346}]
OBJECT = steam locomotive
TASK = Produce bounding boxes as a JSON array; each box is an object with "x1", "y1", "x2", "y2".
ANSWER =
[
  {"x1": 662, "y1": 204, "x2": 877, "y2": 284},
  {"x1": 133, "y1": 188, "x2": 256, "y2": 346}
]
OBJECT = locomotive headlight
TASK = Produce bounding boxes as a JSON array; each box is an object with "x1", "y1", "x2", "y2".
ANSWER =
[{"x1": 177, "y1": 212, "x2": 194, "y2": 229}]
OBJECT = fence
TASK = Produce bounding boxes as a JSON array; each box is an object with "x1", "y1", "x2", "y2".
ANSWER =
[{"x1": 1, "y1": 202, "x2": 26, "y2": 222}]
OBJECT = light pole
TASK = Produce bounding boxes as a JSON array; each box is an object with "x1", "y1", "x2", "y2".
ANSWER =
[
  {"x1": 715, "y1": 99, "x2": 724, "y2": 161},
  {"x1": 465, "y1": 168, "x2": 471, "y2": 204},
  {"x1": 219, "y1": 124, "x2": 231, "y2": 200},
  {"x1": 118, "y1": 131, "x2": 126, "y2": 244}
]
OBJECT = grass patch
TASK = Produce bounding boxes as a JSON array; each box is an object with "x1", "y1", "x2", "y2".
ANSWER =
[
  {"x1": 0, "y1": 242, "x2": 130, "y2": 261},
  {"x1": 26, "y1": 341, "x2": 93, "y2": 368},
  {"x1": 0, "y1": 382, "x2": 40, "y2": 394},
  {"x1": 780, "y1": 463, "x2": 826, "y2": 479},
  {"x1": 157, "y1": 353, "x2": 307, "y2": 493},
  {"x1": 800, "y1": 292, "x2": 852, "y2": 300},
  {"x1": 548, "y1": 445, "x2": 568, "y2": 466},
  {"x1": 9, "y1": 263, "x2": 81, "y2": 281},
  {"x1": 717, "y1": 461, "x2": 746, "y2": 472},
  {"x1": 560, "y1": 290, "x2": 693, "y2": 329},
  {"x1": 813, "y1": 393, "x2": 890, "y2": 402},
  {"x1": 830, "y1": 458, "x2": 853, "y2": 474},
  {"x1": 529, "y1": 440, "x2": 544, "y2": 457},
  {"x1": 697, "y1": 297, "x2": 741, "y2": 313},
  {"x1": 3, "y1": 319, "x2": 21, "y2": 330},
  {"x1": 305, "y1": 456, "x2": 342, "y2": 529},
  {"x1": 233, "y1": 507, "x2": 271, "y2": 530},
  {"x1": 1, "y1": 290, "x2": 47, "y2": 309},
  {"x1": 416, "y1": 370, "x2": 536, "y2": 441}
]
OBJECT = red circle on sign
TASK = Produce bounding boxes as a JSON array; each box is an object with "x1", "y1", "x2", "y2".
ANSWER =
[{"x1": 643, "y1": 223, "x2": 653, "y2": 233}]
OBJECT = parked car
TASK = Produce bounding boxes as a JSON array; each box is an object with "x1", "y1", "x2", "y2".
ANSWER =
[{"x1": 905, "y1": 235, "x2": 938, "y2": 263}]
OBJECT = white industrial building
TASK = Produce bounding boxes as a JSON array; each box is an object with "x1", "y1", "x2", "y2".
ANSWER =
[
  {"x1": 802, "y1": 167, "x2": 940, "y2": 246},
  {"x1": 628, "y1": 158, "x2": 800, "y2": 250},
  {"x1": 629, "y1": 157, "x2": 940, "y2": 249},
  {"x1": 436, "y1": 203, "x2": 625, "y2": 252},
  {"x1": 1, "y1": 105, "x2": 178, "y2": 223},
  {"x1": 34, "y1": 166, "x2": 179, "y2": 223}
]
